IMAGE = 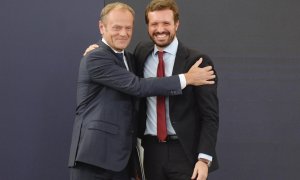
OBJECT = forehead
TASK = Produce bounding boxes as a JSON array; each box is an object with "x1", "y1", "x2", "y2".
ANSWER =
[
  {"x1": 105, "y1": 8, "x2": 134, "y2": 25},
  {"x1": 147, "y1": 9, "x2": 174, "y2": 22}
]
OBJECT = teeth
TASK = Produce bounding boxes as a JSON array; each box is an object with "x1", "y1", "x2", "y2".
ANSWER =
[{"x1": 156, "y1": 34, "x2": 167, "y2": 38}]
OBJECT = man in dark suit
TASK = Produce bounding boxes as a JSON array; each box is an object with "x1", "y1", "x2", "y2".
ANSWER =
[
  {"x1": 68, "y1": 2, "x2": 216, "y2": 180},
  {"x1": 134, "y1": 0, "x2": 219, "y2": 180}
]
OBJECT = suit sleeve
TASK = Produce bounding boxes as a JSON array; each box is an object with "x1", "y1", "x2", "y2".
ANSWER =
[
  {"x1": 194, "y1": 55, "x2": 219, "y2": 157},
  {"x1": 85, "y1": 49, "x2": 182, "y2": 97}
]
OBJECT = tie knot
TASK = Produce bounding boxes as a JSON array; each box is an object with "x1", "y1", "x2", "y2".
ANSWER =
[
  {"x1": 157, "y1": 51, "x2": 164, "y2": 61},
  {"x1": 157, "y1": 51, "x2": 164, "y2": 55},
  {"x1": 115, "y1": 53, "x2": 123, "y2": 61}
]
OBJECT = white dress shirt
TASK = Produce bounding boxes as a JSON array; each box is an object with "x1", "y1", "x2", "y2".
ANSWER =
[{"x1": 102, "y1": 38, "x2": 129, "y2": 70}]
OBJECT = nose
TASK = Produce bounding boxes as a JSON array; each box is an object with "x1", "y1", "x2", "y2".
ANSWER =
[
  {"x1": 119, "y1": 28, "x2": 127, "y2": 36},
  {"x1": 156, "y1": 24, "x2": 164, "y2": 32}
]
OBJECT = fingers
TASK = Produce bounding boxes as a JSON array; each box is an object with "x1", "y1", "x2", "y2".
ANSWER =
[
  {"x1": 83, "y1": 44, "x2": 99, "y2": 56},
  {"x1": 206, "y1": 70, "x2": 214, "y2": 76},
  {"x1": 209, "y1": 74, "x2": 216, "y2": 80},
  {"x1": 205, "y1": 80, "x2": 215, "y2": 85},
  {"x1": 203, "y1": 72, "x2": 216, "y2": 85},
  {"x1": 200, "y1": 74, "x2": 216, "y2": 85},
  {"x1": 203, "y1": 65, "x2": 213, "y2": 71},
  {"x1": 191, "y1": 160, "x2": 209, "y2": 180},
  {"x1": 83, "y1": 51, "x2": 88, "y2": 56},
  {"x1": 91, "y1": 44, "x2": 99, "y2": 49},
  {"x1": 191, "y1": 168, "x2": 207, "y2": 180},
  {"x1": 192, "y1": 58, "x2": 203, "y2": 68},
  {"x1": 191, "y1": 168, "x2": 204, "y2": 180},
  {"x1": 191, "y1": 167, "x2": 198, "y2": 179}
]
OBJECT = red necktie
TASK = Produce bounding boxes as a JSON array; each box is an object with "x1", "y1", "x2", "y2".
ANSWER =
[{"x1": 157, "y1": 51, "x2": 167, "y2": 141}]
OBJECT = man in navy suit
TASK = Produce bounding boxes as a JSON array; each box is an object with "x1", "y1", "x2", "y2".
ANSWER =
[
  {"x1": 134, "y1": 1, "x2": 219, "y2": 180},
  {"x1": 68, "y1": 2, "x2": 216, "y2": 180}
]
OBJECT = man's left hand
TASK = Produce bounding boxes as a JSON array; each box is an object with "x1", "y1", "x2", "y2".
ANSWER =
[{"x1": 191, "y1": 160, "x2": 208, "y2": 180}]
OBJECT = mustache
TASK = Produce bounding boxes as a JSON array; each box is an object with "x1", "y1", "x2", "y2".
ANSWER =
[{"x1": 153, "y1": 32, "x2": 169, "y2": 36}]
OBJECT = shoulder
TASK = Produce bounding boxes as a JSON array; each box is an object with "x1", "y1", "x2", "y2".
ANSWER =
[
  {"x1": 85, "y1": 47, "x2": 113, "y2": 61},
  {"x1": 124, "y1": 51, "x2": 134, "y2": 62},
  {"x1": 135, "y1": 41, "x2": 153, "y2": 52},
  {"x1": 124, "y1": 50, "x2": 133, "y2": 58},
  {"x1": 178, "y1": 41, "x2": 214, "y2": 67},
  {"x1": 133, "y1": 41, "x2": 153, "y2": 60},
  {"x1": 80, "y1": 47, "x2": 116, "y2": 70}
]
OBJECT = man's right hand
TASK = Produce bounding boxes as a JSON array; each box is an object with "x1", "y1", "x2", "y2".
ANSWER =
[
  {"x1": 83, "y1": 44, "x2": 99, "y2": 56},
  {"x1": 184, "y1": 58, "x2": 216, "y2": 86}
]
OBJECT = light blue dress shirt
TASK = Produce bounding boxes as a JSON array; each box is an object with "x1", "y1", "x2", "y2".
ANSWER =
[
  {"x1": 143, "y1": 37, "x2": 212, "y2": 162},
  {"x1": 144, "y1": 37, "x2": 179, "y2": 136}
]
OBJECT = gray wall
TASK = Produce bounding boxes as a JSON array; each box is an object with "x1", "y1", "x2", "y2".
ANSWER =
[
  {"x1": 1, "y1": 0, "x2": 300, "y2": 179},
  {"x1": 108, "y1": 0, "x2": 300, "y2": 179},
  {"x1": 0, "y1": 0, "x2": 104, "y2": 179}
]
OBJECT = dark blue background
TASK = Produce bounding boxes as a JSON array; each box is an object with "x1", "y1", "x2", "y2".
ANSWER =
[
  {"x1": 1, "y1": 0, "x2": 104, "y2": 179},
  {"x1": 1, "y1": 0, "x2": 300, "y2": 179}
]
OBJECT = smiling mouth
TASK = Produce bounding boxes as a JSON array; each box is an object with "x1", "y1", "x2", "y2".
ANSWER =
[
  {"x1": 154, "y1": 32, "x2": 169, "y2": 39},
  {"x1": 116, "y1": 39, "x2": 129, "y2": 43}
]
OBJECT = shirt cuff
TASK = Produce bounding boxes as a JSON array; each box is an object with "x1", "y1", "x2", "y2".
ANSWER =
[
  {"x1": 178, "y1": 74, "x2": 187, "y2": 89},
  {"x1": 198, "y1": 153, "x2": 213, "y2": 162}
]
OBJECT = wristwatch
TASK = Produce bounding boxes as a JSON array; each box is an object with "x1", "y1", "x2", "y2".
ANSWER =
[{"x1": 199, "y1": 158, "x2": 212, "y2": 167}]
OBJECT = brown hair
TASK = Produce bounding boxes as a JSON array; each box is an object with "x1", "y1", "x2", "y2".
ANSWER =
[
  {"x1": 145, "y1": 0, "x2": 179, "y2": 24},
  {"x1": 100, "y1": 2, "x2": 135, "y2": 23}
]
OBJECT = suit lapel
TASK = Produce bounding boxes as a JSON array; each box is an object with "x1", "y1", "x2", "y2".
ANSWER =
[
  {"x1": 124, "y1": 52, "x2": 134, "y2": 72},
  {"x1": 170, "y1": 42, "x2": 188, "y2": 112},
  {"x1": 172, "y1": 42, "x2": 187, "y2": 76},
  {"x1": 139, "y1": 44, "x2": 154, "y2": 77},
  {"x1": 98, "y1": 40, "x2": 127, "y2": 69}
]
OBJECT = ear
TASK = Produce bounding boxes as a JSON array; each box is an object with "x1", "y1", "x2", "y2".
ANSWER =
[
  {"x1": 99, "y1": 21, "x2": 104, "y2": 35},
  {"x1": 175, "y1": 20, "x2": 180, "y2": 31}
]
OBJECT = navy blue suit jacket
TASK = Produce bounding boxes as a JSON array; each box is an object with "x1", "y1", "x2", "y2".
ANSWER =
[
  {"x1": 68, "y1": 41, "x2": 183, "y2": 171},
  {"x1": 134, "y1": 41, "x2": 219, "y2": 171}
]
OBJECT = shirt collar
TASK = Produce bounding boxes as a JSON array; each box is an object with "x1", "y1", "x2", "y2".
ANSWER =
[{"x1": 102, "y1": 38, "x2": 124, "y2": 54}]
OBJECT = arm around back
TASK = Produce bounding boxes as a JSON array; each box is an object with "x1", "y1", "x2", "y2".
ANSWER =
[{"x1": 86, "y1": 48, "x2": 182, "y2": 97}]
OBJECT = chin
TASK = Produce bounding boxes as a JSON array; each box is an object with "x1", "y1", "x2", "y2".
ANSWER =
[
  {"x1": 153, "y1": 39, "x2": 169, "y2": 46},
  {"x1": 116, "y1": 45, "x2": 127, "y2": 50},
  {"x1": 156, "y1": 42, "x2": 169, "y2": 48}
]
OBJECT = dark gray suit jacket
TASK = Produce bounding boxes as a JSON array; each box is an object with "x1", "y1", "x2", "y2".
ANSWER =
[
  {"x1": 68, "y1": 41, "x2": 183, "y2": 172},
  {"x1": 134, "y1": 41, "x2": 219, "y2": 172}
]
